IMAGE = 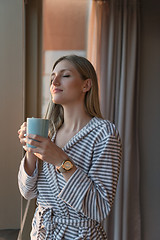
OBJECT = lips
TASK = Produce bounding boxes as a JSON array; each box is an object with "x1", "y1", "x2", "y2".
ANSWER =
[{"x1": 52, "y1": 88, "x2": 63, "y2": 93}]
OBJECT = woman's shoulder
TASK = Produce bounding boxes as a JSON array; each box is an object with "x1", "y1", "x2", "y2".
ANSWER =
[
  {"x1": 90, "y1": 117, "x2": 120, "y2": 139},
  {"x1": 91, "y1": 117, "x2": 117, "y2": 131}
]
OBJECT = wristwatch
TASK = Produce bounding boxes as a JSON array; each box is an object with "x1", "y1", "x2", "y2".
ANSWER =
[{"x1": 56, "y1": 159, "x2": 73, "y2": 173}]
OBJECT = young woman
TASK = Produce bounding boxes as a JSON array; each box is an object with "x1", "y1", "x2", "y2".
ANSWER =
[{"x1": 18, "y1": 55, "x2": 122, "y2": 240}]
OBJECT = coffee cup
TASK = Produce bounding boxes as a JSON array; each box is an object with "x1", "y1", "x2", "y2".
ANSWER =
[{"x1": 27, "y1": 117, "x2": 49, "y2": 148}]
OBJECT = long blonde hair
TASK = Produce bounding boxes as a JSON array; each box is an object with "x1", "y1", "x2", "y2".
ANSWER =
[{"x1": 45, "y1": 55, "x2": 103, "y2": 137}]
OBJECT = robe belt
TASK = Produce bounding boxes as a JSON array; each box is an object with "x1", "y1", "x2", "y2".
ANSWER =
[{"x1": 38, "y1": 205, "x2": 97, "y2": 230}]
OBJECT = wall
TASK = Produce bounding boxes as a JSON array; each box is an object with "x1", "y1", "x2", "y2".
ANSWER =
[
  {"x1": 0, "y1": 0, "x2": 24, "y2": 229},
  {"x1": 139, "y1": 0, "x2": 160, "y2": 239}
]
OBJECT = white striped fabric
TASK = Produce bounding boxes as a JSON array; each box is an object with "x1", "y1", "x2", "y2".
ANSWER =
[{"x1": 18, "y1": 117, "x2": 122, "y2": 239}]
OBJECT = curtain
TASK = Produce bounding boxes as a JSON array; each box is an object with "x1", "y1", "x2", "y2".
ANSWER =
[{"x1": 87, "y1": 1, "x2": 141, "y2": 240}]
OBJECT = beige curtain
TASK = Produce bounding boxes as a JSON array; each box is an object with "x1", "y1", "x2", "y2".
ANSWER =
[
  {"x1": 87, "y1": 0, "x2": 110, "y2": 108},
  {"x1": 87, "y1": 0, "x2": 141, "y2": 239}
]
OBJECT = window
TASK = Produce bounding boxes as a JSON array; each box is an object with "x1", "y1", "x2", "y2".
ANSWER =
[{"x1": 41, "y1": 0, "x2": 89, "y2": 116}]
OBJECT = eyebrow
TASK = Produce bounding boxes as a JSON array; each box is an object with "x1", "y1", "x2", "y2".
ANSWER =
[{"x1": 51, "y1": 69, "x2": 72, "y2": 75}]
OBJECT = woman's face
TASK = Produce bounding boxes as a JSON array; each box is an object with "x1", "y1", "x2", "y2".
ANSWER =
[{"x1": 50, "y1": 60, "x2": 88, "y2": 106}]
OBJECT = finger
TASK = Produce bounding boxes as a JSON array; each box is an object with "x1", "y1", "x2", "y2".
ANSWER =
[
  {"x1": 18, "y1": 125, "x2": 27, "y2": 136},
  {"x1": 23, "y1": 145, "x2": 39, "y2": 153},
  {"x1": 25, "y1": 137, "x2": 41, "y2": 148},
  {"x1": 18, "y1": 130, "x2": 26, "y2": 139},
  {"x1": 27, "y1": 134, "x2": 47, "y2": 142},
  {"x1": 18, "y1": 128, "x2": 23, "y2": 135},
  {"x1": 34, "y1": 153, "x2": 43, "y2": 159},
  {"x1": 18, "y1": 123, "x2": 27, "y2": 134},
  {"x1": 18, "y1": 130, "x2": 27, "y2": 145},
  {"x1": 21, "y1": 122, "x2": 27, "y2": 128},
  {"x1": 20, "y1": 138, "x2": 26, "y2": 146},
  {"x1": 27, "y1": 146, "x2": 42, "y2": 156},
  {"x1": 23, "y1": 145, "x2": 28, "y2": 151}
]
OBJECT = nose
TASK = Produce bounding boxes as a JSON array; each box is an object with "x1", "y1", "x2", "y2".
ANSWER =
[{"x1": 51, "y1": 75, "x2": 60, "y2": 86}]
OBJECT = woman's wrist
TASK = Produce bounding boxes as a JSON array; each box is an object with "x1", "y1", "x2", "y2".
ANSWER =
[
  {"x1": 24, "y1": 152, "x2": 37, "y2": 176},
  {"x1": 55, "y1": 157, "x2": 77, "y2": 181}
]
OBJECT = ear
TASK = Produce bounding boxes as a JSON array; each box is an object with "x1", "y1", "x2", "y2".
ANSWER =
[{"x1": 82, "y1": 79, "x2": 92, "y2": 93}]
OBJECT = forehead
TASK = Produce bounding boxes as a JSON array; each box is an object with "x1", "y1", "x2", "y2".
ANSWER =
[{"x1": 53, "y1": 60, "x2": 75, "y2": 73}]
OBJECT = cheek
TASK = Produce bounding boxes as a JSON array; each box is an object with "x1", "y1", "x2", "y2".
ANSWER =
[
  {"x1": 67, "y1": 80, "x2": 83, "y2": 92},
  {"x1": 67, "y1": 86, "x2": 82, "y2": 97}
]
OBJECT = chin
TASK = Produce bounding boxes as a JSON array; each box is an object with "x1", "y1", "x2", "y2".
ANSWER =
[{"x1": 52, "y1": 97, "x2": 63, "y2": 105}]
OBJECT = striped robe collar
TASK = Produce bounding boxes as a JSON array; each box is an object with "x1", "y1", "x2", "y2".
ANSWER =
[{"x1": 51, "y1": 117, "x2": 105, "y2": 151}]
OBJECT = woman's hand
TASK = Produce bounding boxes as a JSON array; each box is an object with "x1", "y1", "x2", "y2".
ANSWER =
[
  {"x1": 23, "y1": 134, "x2": 68, "y2": 166},
  {"x1": 18, "y1": 122, "x2": 27, "y2": 146},
  {"x1": 18, "y1": 123, "x2": 37, "y2": 176}
]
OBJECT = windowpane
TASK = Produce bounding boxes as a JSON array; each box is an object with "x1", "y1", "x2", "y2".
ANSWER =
[{"x1": 41, "y1": 0, "x2": 89, "y2": 116}]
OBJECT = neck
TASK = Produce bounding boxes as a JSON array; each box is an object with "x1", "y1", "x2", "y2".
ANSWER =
[{"x1": 62, "y1": 103, "x2": 92, "y2": 132}]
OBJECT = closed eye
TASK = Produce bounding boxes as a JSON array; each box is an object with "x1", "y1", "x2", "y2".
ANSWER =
[{"x1": 63, "y1": 75, "x2": 70, "y2": 77}]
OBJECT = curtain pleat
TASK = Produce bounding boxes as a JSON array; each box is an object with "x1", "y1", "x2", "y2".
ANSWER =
[{"x1": 87, "y1": 0, "x2": 141, "y2": 239}]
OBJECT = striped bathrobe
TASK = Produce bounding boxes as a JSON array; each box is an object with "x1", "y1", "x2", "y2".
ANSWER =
[{"x1": 18, "y1": 117, "x2": 122, "y2": 240}]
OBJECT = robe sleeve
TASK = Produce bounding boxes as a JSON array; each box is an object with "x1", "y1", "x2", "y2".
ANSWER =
[
  {"x1": 58, "y1": 134, "x2": 122, "y2": 222},
  {"x1": 18, "y1": 157, "x2": 38, "y2": 200}
]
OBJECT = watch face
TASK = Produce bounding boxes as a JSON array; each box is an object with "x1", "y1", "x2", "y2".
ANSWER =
[{"x1": 64, "y1": 160, "x2": 73, "y2": 170}]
